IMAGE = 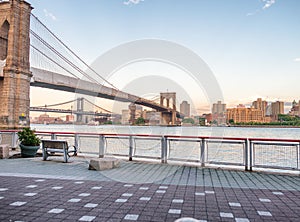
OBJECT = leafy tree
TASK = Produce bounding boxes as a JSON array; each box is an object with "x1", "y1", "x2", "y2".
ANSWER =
[
  {"x1": 135, "y1": 117, "x2": 145, "y2": 125},
  {"x1": 182, "y1": 118, "x2": 195, "y2": 125},
  {"x1": 228, "y1": 119, "x2": 234, "y2": 124}
]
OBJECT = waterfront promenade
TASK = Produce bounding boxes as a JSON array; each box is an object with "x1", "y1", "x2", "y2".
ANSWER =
[{"x1": 0, "y1": 156, "x2": 300, "y2": 222}]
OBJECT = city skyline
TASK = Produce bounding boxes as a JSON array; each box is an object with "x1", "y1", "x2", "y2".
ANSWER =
[{"x1": 26, "y1": 0, "x2": 300, "y2": 115}]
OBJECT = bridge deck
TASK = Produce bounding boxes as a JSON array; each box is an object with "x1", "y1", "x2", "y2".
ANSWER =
[{"x1": 30, "y1": 67, "x2": 178, "y2": 113}]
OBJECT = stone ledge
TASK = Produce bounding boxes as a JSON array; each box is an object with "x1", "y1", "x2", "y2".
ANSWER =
[
  {"x1": 88, "y1": 157, "x2": 121, "y2": 171},
  {"x1": 0, "y1": 144, "x2": 9, "y2": 159}
]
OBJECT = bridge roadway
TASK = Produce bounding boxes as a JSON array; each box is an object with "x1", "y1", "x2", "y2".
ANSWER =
[
  {"x1": 29, "y1": 107, "x2": 112, "y2": 117},
  {"x1": 30, "y1": 67, "x2": 181, "y2": 117}
]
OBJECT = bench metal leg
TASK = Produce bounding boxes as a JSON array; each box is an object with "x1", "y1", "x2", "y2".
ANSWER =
[
  {"x1": 63, "y1": 149, "x2": 68, "y2": 163},
  {"x1": 42, "y1": 148, "x2": 48, "y2": 161}
]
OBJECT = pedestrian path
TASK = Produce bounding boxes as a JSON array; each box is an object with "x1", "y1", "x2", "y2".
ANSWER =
[{"x1": 0, "y1": 157, "x2": 299, "y2": 221}]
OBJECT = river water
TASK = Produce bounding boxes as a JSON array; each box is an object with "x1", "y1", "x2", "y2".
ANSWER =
[{"x1": 31, "y1": 124, "x2": 300, "y2": 139}]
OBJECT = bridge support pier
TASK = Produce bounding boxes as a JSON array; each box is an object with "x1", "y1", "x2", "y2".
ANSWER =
[
  {"x1": 160, "y1": 92, "x2": 177, "y2": 125},
  {"x1": 129, "y1": 103, "x2": 136, "y2": 125},
  {"x1": 0, "y1": 0, "x2": 32, "y2": 129},
  {"x1": 161, "y1": 111, "x2": 176, "y2": 125},
  {"x1": 76, "y1": 97, "x2": 84, "y2": 123}
]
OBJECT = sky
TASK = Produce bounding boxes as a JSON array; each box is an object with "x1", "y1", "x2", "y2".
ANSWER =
[{"x1": 27, "y1": 0, "x2": 300, "y2": 115}]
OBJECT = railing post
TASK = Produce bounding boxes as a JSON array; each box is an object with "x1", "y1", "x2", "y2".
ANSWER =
[
  {"x1": 249, "y1": 140, "x2": 253, "y2": 171},
  {"x1": 11, "y1": 132, "x2": 18, "y2": 150},
  {"x1": 297, "y1": 143, "x2": 300, "y2": 170},
  {"x1": 51, "y1": 133, "x2": 57, "y2": 140},
  {"x1": 74, "y1": 134, "x2": 79, "y2": 151},
  {"x1": 99, "y1": 135, "x2": 105, "y2": 158},
  {"x1": 245, "y1": 139, "x2": 249, "y2": 171},
  {"x1": 161, "y1": 136, "x2": 167, "y2": 164},
  {"x1": 129, "y1": 136, "x2": 134, "y2": 161},
  {"x1": 200, "y1": 138, "x2": 206, "y2": 167}
]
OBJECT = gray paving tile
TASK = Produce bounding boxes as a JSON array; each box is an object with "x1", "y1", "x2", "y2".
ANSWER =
[{"x1": 0, "y1": 158, "x2": 299, "y2": 222}]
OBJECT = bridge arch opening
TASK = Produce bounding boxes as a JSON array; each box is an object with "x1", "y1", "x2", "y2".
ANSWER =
[{"x1": 0, "y1": 20, "x2": 9, "y2": 61}]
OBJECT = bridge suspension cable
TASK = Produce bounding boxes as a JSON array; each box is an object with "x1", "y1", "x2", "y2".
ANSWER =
[
  {"x1": 30, "y1": 30, "x2": 98, "y2": 83},
  {"x1": 30, "y1": 44, "x2": 80, "y2": 79},
  {"x1": 84, "y1": 98, "x2": 113, "y2": 114},
  {"x1": 30, "y1": 13, "x2": 118, "y2": 90},
  {"x1": 32, "y1": 99, "x2": 77, "y2": 108}
]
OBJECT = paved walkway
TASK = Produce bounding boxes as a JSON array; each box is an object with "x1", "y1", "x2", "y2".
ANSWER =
[{"x1": 0, "y1": 156, "x2": 300, "y2": 221}]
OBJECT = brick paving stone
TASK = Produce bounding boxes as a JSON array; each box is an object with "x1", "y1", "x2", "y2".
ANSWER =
[{"x1": 0, "y1": 159, "x2": 300, "y2": 221}]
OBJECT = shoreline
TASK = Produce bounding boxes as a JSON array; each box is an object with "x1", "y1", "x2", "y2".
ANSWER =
[
  {"x1": 30, "y1": 123, "x2": 300, "y2": 129},
  {"x1": 228, "y1": 125, "x2": 300, "y2": 128}
]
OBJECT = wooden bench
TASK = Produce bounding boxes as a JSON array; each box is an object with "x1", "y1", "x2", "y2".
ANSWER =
[{"x1": 41, "y1": 139, "x2": 77, "y2": 163}]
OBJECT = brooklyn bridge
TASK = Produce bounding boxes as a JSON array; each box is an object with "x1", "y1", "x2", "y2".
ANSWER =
[{"x1": 0, "y1": 0, "x2": 182, "y2": 129}]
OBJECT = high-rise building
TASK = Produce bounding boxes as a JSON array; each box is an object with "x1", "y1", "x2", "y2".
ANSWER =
[
  {"x1": 121, "y1": 110, "x2": 130, "y2": 125},
  {"x1": 180, "y1": 101, "x2": 190, "y2": 117},
  {"x1": 289, "y1": 100, "x2": 300, "y2": 117},
  {"x1": 212, "y1": 101, "x2": 226, "y2": 114},
  {"x1": 252, "y1": 98, "x2": 268, "y2": 117},
  {"x1": 211, "y1": 101, "x2": 226, "y2": 125},
  {"x1": 271, "y1": 101, "x2": 284, "y2": 121}
]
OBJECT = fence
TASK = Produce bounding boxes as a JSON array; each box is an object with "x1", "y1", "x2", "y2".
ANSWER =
[{"x1": 1, "y1": 130, "x2": 299, "y2": 172}]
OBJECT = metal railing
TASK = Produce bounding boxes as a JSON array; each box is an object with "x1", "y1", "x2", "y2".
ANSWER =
[{"x1": 1, "y1": 130, "x2": 300, "y2": 172}]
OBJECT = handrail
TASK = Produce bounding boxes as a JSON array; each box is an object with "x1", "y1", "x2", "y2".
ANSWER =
[
  {"x1": 1, "y1": 129, "x2": 300, "y2": 173},
  {"x1": 2, "y1": 129, "x2": 299, "y2": 142}
]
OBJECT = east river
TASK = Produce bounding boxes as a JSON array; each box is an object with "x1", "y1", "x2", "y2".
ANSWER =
[{"x1": 31, "y1": 124, "x2": 300, "y2": 139}]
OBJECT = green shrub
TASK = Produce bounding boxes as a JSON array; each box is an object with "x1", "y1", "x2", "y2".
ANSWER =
[{"x1": 17, "y1": 127, "x2": 41, "y2": 146}]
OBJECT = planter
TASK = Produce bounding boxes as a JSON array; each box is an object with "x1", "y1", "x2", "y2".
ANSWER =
[{"x1": 20, "y1": 144, "x2": 40, "y2": 158}]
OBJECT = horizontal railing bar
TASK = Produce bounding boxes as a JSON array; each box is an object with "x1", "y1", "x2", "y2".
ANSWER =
[
  {"x1": 2, "y1": 130, "x2": 300, "y2": 143},
  {"x1": 105, "y1": 136, "x2": 130, "y2": 139},
  {"x1": 133, "y1": 137, "x2": 161, "y2": 141},
  {"x1": 207, "y1": 161, "x2": 245, "y2": 166},
  {"x1": 252, "y1": 164, "x2": 298, "y2": 170},
  {"x1": 168, "y1": 139, "x2": 202, "y2": 142},
  {"x1": 249, "y1": 138, "x2": 300, "y2": 143},
  {"x1": 133, "y1": 155, "x2": 161, "y2": 160},
  {"x1": 167, "y1": 157, "x2": 200, "y2": 163},
  {"x1": 252, "y1": 142, "x2": 298, "y2": 146},
  {"x1": 207, "y1": 140, "x2": 245, "y2": 144},
  {"x1": 105, "y1": 153, "x2": 128, "y2": 157}
]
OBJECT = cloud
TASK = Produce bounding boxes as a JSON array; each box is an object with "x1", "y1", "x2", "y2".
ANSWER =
[
  {"x1": 43, "y1": 9, "x2": 57, "y2": 21},
  {"x1": 262, "y1": 0, "x2": 276, "y2": 10},
  {"x1": 247, "y1": 0, "x2": 276, "y2": 16},
  {"x1": 294, "y1": 58, "x2": 300, "y2": 62},
  {"x1": 123, "y1": 0, "x2": 144, "y2": 6},
  {"x1": 246, "y1": 9, "x2": 259, "y2": 16}
]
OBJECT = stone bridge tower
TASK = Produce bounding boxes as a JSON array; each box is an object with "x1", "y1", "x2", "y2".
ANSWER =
[
  {"x1": 0, "y1": 0, "x2": 32, "y2": 129},
  {"x1": 160, "y1": 92, "x2": 176, "y2": 125}
]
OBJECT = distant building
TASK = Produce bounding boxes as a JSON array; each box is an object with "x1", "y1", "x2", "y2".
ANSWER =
[
  {"x1": 144, "y1": 110, "x2": 161, "y2": 125},
  {"x1": 212, "y1": 101, "x2": 226, "y2": 125},
  {"x1": 37, "y1": 114, "x2": 63, "y2": 124},
  {"x1": 135, "y1": 105, "x2": 143, "y2": 119},
  {"x1": 180, "y1": 101, "x2": 190, "y2": 117},
  {"x1": 204, "y1": 113, "x2": 212, "y2": 124},
  {"x1": 289, "y1": 100, "x2": 300, "y2": 117},
  {"x1": 121, "y1": 110, "x2": 130, "y2": 125},
  {"x1": 226, "y1": 107, "x2": 263, "y2": 123},
  {"x1": 66, "y1": 115, "x2": 74, "y2": 122},
  {"x1": 212, "y1": 101, "x2": 226, "y2": 114},
  {"x1": 271, "y1": 101, "x2": 284, "y2": 121},
  {"x1": 252, "y1": 98, "x2": 268, "y2": 117}
]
